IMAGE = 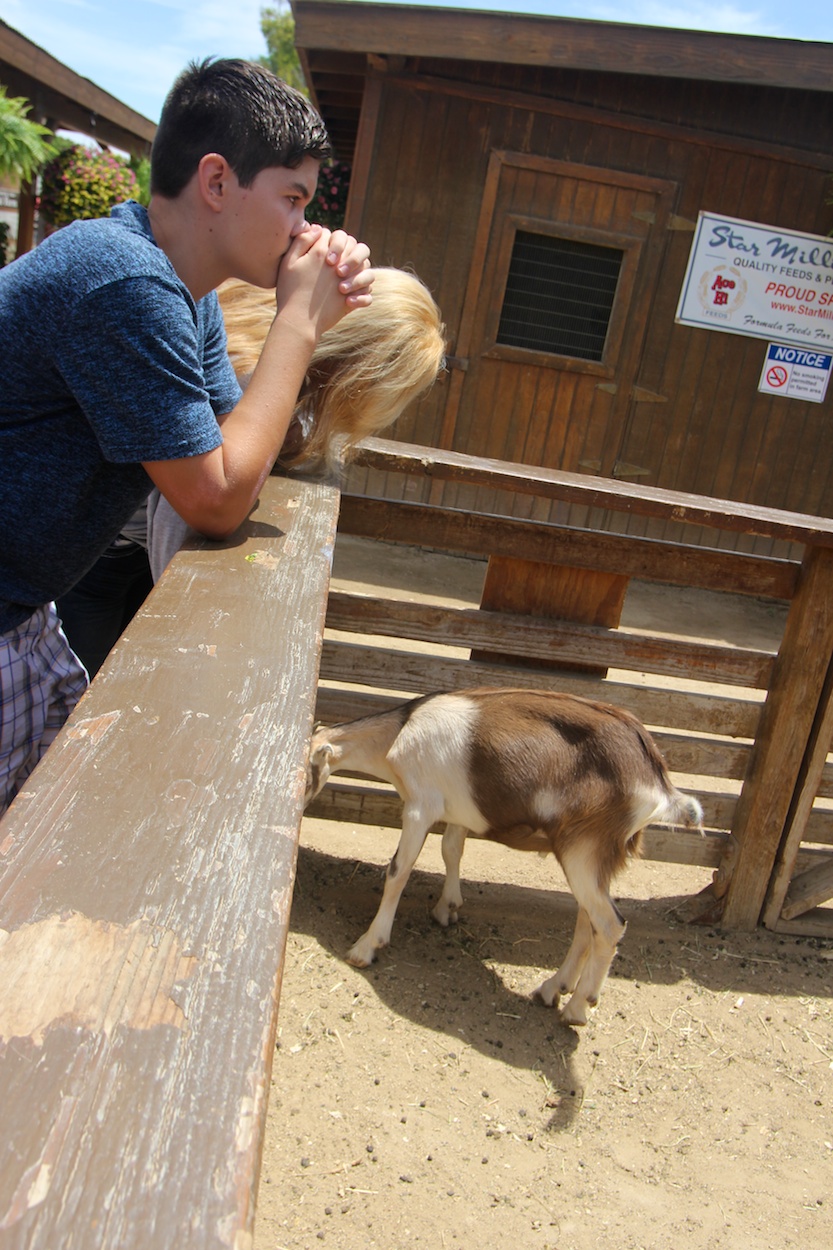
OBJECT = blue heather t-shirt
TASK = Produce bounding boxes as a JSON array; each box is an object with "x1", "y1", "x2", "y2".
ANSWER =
[{"x1": 0, "y1": 200, "x2": 242, "y2": 632}]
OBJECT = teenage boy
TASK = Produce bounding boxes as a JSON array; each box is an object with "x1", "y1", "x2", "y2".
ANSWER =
[{"x1": 0, "y1": 57, "x2": 375, "y2": 814}]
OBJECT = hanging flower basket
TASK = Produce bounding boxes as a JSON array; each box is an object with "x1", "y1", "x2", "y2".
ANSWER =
[{"x1": 39, "y1": 145, "x2": 138, "y2": 229}]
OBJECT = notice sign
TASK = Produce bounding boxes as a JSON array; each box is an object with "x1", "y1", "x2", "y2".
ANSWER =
[
  {"x1": 758, "y1": 343, "x2": 832, "y2": 403},
  {"x1": 676, "y1": 212, "x2": 833, "y2": 350}
]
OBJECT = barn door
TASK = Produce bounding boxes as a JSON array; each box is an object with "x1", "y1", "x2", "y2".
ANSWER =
[
  {"x1": 442, "y1": 153, "x2": 677, "y2": 664},
  {"x1": 441, "y1": 152, "x2": 677, "y2": 492}
]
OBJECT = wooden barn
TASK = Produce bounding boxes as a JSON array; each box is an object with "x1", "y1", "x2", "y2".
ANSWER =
[{"x1": 293, "y1": 1, "x2": 833, "y2": 554}]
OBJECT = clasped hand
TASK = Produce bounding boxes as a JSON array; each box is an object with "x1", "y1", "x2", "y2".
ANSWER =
[{"x1": 278, "y1": 223, "x2": 375, "y2": 339}]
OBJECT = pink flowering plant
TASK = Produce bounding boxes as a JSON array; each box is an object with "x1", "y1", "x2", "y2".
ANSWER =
[
  {"x1": 39, "y1": 144, "x2": 138, "y2": 228},
  {"x1": 311, "y1": 159, "x2": 350, "y2": 229}
]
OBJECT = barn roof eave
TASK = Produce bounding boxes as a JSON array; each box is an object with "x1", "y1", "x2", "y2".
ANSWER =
[{"x1": 291, "y1": 1, "x2": 833, "y2": 95}]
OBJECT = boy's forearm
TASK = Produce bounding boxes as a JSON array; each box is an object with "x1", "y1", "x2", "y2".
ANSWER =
[
  {"x1": 219, "y1": 310, "x2": 315, "y2": 472},
  {"x1": 144, "y1": 314, "x2": 315, "y2": 539},
  {"x1": 205, "y1": 229, "x2": 373, "y2": 522}
]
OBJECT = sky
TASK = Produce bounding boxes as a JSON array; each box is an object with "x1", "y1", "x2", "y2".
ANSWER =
[{"x1": 2, "y1": 0, "x2": 832, "y2": 126}]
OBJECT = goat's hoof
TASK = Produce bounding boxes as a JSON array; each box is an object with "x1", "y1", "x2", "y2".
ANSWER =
[
  {"x1": 559, "y1": 999, "x2": 589, "y2": 1028},
  {"x1": 431, "y1": 901, "x2": 460, "y2": 928},
  {"x1": 346, "y1": 952, "x2": 373, "y2": 969},
  {"x1": 346, "y1": 937, "x2": 381, "y2": 968},
  {"x1": 531, "y1": 979, "x2": 559, "y2": 1009}
]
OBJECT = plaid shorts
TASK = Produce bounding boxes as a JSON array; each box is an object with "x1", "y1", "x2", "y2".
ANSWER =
[{"x1": 0, "y1": 603, "x2": 89, "y2": 815}]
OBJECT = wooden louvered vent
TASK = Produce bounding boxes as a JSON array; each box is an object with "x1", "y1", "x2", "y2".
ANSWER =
[{"x1": 497, "y1": 230, "x2": 624, "y2": 362}]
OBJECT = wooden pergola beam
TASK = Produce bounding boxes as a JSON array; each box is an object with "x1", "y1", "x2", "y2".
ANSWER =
[{"x1": 0, "y1": 20, "x2": 156, "y2": 156}]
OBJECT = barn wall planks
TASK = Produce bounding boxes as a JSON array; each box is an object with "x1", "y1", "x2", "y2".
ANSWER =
[{"x1": 338, "y1": 54, "x2": 833, "y2": 550}]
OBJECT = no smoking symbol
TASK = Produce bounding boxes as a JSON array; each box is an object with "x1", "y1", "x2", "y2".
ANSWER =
[{"x1": 766, "y1": 364, "x2": 789, "y2": 388}]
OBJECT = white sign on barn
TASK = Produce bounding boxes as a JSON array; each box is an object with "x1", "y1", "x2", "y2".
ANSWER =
[
  {"x1": 676, "y1": 212, "x2": 833, "y2": 350},
  {"x1": 758, "y1": 343, "x2": 832, "y2": 403}
]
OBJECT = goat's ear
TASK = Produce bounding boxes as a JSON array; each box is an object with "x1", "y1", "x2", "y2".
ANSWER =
[
  {"x1": 311, "y1": 742, "x2": 335, "y2": 766},
  {"x1": 305, "y1": 741, "x2": 335, "y2": 806}
]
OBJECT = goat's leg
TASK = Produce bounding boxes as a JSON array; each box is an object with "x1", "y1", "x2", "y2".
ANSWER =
[
  {"x1": 347, "y1": 809, "x2": 432, "y2": 967},
  {"x1": 432, "y1": 823, "x2": 466, "y2": 927},
  {"x1": 555, "y1": 848, "x2": 626, "y2": 1026},
  {"x1": 563, "y1": 895, "x2": 625, "y2": 1027},
  {"x1": 533, "y1": 905, "x2": 592, "y2": 1009}
]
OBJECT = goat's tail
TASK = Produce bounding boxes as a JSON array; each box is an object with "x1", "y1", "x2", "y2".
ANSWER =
[
  {"x1": 663, "y1": 788, "x2": 705, "y2": 835},
  {"x1": 636, "y1": 782, "x2": 704, "y2": 836},
  {"x1": 622, "y1": 785, "x2": 703, "y2": 871}
]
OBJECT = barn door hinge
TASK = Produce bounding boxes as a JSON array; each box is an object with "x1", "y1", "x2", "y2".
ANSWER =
[
  {"x1": 630, "y1": 385, "x2": 668, "y2": 403},
  {"x1": 445, "y1": 355, "x2": 469, "y2": 372},
  {"x1": 612, "y1": 461, "x2": 652, "y2": 479}
]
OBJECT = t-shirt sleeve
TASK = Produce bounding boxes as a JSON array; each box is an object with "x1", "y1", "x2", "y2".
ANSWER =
[{"x1": 53, "y1": 274, "x2": 226, "y2": 463}]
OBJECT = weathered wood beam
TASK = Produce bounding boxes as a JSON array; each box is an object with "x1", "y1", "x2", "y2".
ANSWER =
[
  {"x1": 337, "y1": 495, "x2": 800, "y2": 599},
  {"x1": 325, "y1": 590, "x2": 774, "y2": 688},
  {"x1": 779, "y1": 855, "x2": 833, "y2": 920},
  {"x1": 0, "y1": 20, "x2": 155, "y2": 151},
  {"x1": 0, "y1": 476, "x2": 338, "y2": 1249},
  {"x1": 352, "y1": 440, "x2": 833, "y2": 550},
  {"x1": 316, "y1": 640, "x2": 763, "y2": 739},
  {"x1": 762, "y1": 650, "x2": 833, "y2": 925}
]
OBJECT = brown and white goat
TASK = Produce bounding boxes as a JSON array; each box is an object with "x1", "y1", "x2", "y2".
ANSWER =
[{"x1": 305, "y1": 687, "x2": 703, "y2": 1025}]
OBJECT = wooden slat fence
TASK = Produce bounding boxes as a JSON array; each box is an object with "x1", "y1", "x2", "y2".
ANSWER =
[{"x1": 307, "y1": 438, "x2": 833, "y2": 938}]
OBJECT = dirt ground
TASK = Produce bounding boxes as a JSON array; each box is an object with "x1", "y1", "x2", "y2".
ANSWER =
[{"x1": 253, "y1": 538, "x2": 832, "y2": 1250}]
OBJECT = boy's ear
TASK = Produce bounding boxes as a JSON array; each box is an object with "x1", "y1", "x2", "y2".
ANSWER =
[{"x1": 198, "y1": 153, "x2": 233, "y2": 212}]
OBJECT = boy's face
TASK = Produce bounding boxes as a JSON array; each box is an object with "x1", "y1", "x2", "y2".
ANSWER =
[{"x1": 226, "y1": 156, "x2": 320, "y2": 288}]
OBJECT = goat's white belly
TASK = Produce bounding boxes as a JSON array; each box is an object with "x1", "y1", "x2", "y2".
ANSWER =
[{"x1": 441, "y1": 791, "x2": 489, "y2": 834}]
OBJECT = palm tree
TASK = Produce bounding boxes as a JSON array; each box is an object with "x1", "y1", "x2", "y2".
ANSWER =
[
  {"x1": 0, "y1": 86, "x2": 57, "y2": 182},
  {"x1": 0, "y1": 86, "x2": 59, "y2": 260}
]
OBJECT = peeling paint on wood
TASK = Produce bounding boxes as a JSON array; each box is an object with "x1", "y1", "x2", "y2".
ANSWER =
[
  {"x1": 0, "y1": 912, "x2": 196, "y2": 1044},
  {"x1": 63, "y1": 709, "x2": 121, "y2": 744},
  {"x1": 0, "y1": 477, "x2": 339, "y2": 1249}
]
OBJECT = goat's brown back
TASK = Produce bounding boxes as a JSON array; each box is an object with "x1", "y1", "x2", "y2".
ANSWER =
[{"x1": 463, "y1": 689, "x2": 672, "y2": 875}]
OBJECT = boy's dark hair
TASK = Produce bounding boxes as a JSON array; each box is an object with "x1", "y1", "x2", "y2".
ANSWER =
[{"x1": 151, "y1": 58, "x2": 332, "y2": 197}]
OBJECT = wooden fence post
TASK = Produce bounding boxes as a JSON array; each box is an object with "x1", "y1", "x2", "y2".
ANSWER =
[{"x1": 722, "y1": 545, "x2": 833, "y2": 930}]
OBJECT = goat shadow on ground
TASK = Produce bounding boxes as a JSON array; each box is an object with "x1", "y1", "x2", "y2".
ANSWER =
[
  {"x1": 286, "y1": 841, "x2": 830, "y2": 1132},
  {"x1": 288, "y1": 842, "x2": 584, "y2": 1131}
]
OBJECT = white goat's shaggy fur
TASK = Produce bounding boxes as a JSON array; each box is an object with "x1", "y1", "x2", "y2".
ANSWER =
[{"x1": 305, "y1": 687, "x2": 703, "y2": 1025}]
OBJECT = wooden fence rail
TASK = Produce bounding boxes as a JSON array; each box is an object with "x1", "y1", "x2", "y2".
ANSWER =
[{"x1": 0, "y1": 475, "x2": 339, "y2": 1249}]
